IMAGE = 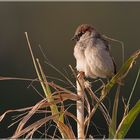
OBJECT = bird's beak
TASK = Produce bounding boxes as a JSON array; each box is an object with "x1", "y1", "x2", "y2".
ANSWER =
[{"x1": 71, "y1": 35, "x2": 79, "y2": 41}]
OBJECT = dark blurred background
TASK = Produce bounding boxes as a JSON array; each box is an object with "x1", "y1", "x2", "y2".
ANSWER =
[{"x1": 0, "y1": 2, "x2": 139, "y2": 138}]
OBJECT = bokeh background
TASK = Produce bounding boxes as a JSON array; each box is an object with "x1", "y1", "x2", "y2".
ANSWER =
[{"x1": 0, "y1": 2, "x2": 139, "y2": 138}]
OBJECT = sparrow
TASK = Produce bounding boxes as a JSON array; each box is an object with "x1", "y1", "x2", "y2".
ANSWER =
[{"x1": 72, "y1": 24, "x2": 116, "y2": 79}]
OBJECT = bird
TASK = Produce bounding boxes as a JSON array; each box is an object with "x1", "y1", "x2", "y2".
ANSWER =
[{"x1": 72, "y1": 24, "x2": 116, "y2": 79}]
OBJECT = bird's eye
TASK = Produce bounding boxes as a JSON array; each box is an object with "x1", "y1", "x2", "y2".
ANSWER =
[
  {"x1": 77, "y1": 32, "x2": 84, "y2": 37},
  {"x1": 72, "y1": 31, "x2": 85, "y2": 42}
]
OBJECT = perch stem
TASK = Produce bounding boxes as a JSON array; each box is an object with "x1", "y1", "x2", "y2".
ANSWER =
[{"x1": 77, "y1": 75, "x2": 85, "y2": 139}]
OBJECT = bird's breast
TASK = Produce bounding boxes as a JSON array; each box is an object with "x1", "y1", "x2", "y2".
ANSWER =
[{"x1": 74, "y1": 44, "x2": 86, "y2": 72}]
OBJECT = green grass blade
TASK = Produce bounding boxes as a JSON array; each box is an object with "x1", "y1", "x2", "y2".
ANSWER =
[
  {"x1": 101, "y1": 49, "x2": 140, "y2": 99},
  {"x1": 109, "y1": 85, "x2": 120, "y2": 138},
  {"x1": 25, "y1": 33, "x2": 68, "y2": 138},
  {"x1": 36, "y1": 59, "x2": 65, "y2": 124},
  {"x1": 36, "y1": 59, "x2": 59, "y2": 114},
  {"x1": 25, "y1": 32, "x2": 58, "y2": 115},
  {"x1": 115, "y1": 100, "x2": 140, "y2": 139},
  {"x1": 124, "y1": 68, "x2": 140, "y2": 115}
]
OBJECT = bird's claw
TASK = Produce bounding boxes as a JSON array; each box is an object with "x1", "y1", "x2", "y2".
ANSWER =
[{"x1": 77, "y1": 71, "x2": 85, "y2": 79}]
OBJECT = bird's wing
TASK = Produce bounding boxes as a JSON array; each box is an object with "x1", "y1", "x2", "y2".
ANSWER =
[
  {"x1": 96, "y1": 34, "x2": 117, "y2": 75},
  {"x1": 85, "y1": 44, "x2": 115, "y2": 78}
]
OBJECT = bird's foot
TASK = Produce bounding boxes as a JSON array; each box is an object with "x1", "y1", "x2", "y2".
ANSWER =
[{"x1": 77, "y1": 71, "x2": 85, "y2": 79}]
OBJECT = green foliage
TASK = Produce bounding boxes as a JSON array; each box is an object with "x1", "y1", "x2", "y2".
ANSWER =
[
  {"x1": 115, "y1": 100, "x2": 140, "y2": 139},
  {"x1": 109, "y1": 85, "x2": 120, "y2": 138},
  {"x1": 107, "y1": 50, "x2": 140, "y2": 139},
  {"x1": 101, "y1": 49, "x2": 140, "y2": 100}
]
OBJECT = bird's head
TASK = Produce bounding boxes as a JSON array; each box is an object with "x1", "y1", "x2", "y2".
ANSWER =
[{"x1": 71, "y1": 24, "x2": 96, "y2": 42}]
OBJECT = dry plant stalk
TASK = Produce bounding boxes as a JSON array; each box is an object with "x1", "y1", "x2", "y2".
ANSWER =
[{"x1": 77, "y1": 75, "x2": 85, "y2": 139}]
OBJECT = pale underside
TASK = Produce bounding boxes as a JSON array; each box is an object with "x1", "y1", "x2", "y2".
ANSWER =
[{"x1": 74, "y1": 36, "x2": 115, "y2": 79}]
